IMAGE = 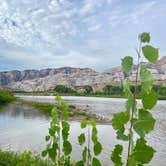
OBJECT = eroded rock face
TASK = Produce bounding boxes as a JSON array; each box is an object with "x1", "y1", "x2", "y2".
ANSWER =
[{"x1": 0, "y1": 57, "x2": 166, "y2": 92}]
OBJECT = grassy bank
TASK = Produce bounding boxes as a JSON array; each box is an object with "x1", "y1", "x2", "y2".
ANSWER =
[
  {"x1": 0, "y1": 150, "x2": 52, "y2": 166},
  {"x1": 15, "y1": 100, "x2": 88, "y2": 119},
  {"x1": 0, "y1": 89, "x2": 15, "y2": 110}
]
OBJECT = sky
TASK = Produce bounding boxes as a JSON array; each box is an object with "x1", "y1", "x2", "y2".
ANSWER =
[{"x1": 0, "y1": 0, "x2": 166, "y2": 72}]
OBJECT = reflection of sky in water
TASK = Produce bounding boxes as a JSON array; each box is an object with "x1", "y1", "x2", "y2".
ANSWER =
[{"x1": 0, "y1": 98, "x2": 166, "y2": 166}]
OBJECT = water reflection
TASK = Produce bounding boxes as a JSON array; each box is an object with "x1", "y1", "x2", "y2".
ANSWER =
[
  {"x1": 0, "y1": 104, "x2": 49, "y2": 119},
  {"x1": 0, "y1": 97, "x2": 166, "y2": 166}
]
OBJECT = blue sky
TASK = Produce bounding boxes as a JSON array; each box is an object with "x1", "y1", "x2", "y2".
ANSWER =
[{"x1": 0, "y1": 0, "x2": 166, "y2": 72}]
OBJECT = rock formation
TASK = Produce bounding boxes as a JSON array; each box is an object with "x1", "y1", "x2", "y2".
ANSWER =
[{"x1": 0, "y1": 56, "x2": 165, "y2": 92}]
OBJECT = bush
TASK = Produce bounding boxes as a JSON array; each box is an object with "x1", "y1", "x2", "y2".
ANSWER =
[
  {"x1": 54, "y1": 85, "x2": 76, "y2": 94},
  {"x1": 103, "y1": 85, "x2": 123, "y2": 95},
  {"x1": 0, "y1": 89, "x2": 15, "y2": 105},
  {"x1": 0, "y1": 150, "x2": 52, "y2": 166},
  {"x1": 83, "y1": 85, "x2": 93, "y2": 94}
]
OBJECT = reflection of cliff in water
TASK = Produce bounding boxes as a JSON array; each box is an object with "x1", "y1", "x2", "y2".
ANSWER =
[{"x1": 0, "y1": 104, "x2": 49, "y2": 120}]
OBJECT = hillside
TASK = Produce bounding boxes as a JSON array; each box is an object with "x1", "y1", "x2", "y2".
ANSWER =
[{"x1": 0, "y1": 56, "x2": 166, "y2": 92}]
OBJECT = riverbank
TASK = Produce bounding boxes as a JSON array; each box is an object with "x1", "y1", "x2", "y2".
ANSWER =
[
  {"x1": 14, "y1": 99, "x2": 105, "y2": 123},
  {"x1": 14, "y1": 91, "x2": 166, "y2": 100},
  {"x1": 0, "y1": 89, "x2": 15, "y2": 110}
]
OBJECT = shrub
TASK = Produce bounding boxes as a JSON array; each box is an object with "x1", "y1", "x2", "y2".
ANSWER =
[
  {"x1": 54, "y1": 85, "x2": 76, "y2": 94},
  {"x1": 0, "y1": 89, "x2": 15, "y2": 105}
]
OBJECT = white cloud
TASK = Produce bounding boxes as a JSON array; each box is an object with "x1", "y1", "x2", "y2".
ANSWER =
[
  {"x1": 0, "y1": 0, "x2": 165, "y2": 71},
  {"x1": 109, "y1": 1, "x2": 158, "y2": 26}
]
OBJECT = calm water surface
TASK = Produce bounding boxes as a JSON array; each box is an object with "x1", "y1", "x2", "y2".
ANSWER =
[{"x1": 0, "y1": 96, "x2": 166, "y2": 166}]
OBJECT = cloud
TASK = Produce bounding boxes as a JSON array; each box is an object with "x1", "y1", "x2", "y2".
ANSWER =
[
  {"x1": 0, "y1": 0, "x2": 166, "y2": 71},
  {"x1": 109, "y1": 1, "x2": 160, "y2": 27}
]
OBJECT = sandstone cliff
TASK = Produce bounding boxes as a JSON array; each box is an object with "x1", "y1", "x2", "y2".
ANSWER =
[{"x1": 0, "y1": 56, "x2": 165, "y2": 92}]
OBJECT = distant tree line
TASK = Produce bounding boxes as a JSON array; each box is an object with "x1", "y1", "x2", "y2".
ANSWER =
[{"x1": 54, "y1": 84, "x2": 166, "y2": 98}]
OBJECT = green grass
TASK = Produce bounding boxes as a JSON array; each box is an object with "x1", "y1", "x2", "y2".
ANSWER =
[
  {"x1": 0, "y1": 89, "x2": 15, "y2": 110},
  {"x1": 0, "y1": 150, "x2": 52, "y2": 166},
  {"x1": 0, "y1": 89, "x2": 15, "y2": 104},
  {"x1": 15, "y1": 100, "x2": 87, "y2": 118}
]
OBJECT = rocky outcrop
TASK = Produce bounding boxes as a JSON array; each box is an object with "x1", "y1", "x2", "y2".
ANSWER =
[{"x1": 0, "y1": 57, "x2": 166, "y2": 92}]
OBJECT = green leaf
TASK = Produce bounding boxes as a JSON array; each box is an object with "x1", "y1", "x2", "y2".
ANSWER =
[
  {"x1": 139, "y1": 32, "x2": 150, "y2": 43},
  {"x1": 121, "y1": 56, "x2": 133, "y2": 73},
  {"x1": 112, "y1": 112, "x2": 129, "y2": 130},
  {"x1": 133, "y1": 109, "x2": 155, "y2": 138},
  {"x1": 55, "y1": 96, "x2": 62, "y2": 102},
  {"x1": 90, "y1": 120, "x2": 96, "y2": 127},
  {"x1": 41, "y1": 150, "x2": 47, "y2": 157},
  {"x1": 142, "y1": 91, "x2": 158, "y2": 109},
  {"x1": 45, "y1": 135, "x2": 50, "y2": 141},
  {"x1": 82, "y1": 147, "x2": 87, "y2": 162},
  {"x1": 92, "y1": 157, "x2": 102, "y2": 166},
  {"x1": 81, "y1": 120, "x2": 88, "y2": 129},
  {"x1": 49, "y1": 128, "x2": 55, "y2": 136},
  {"x1": 92, "y1": 127, "x2": 98, "y2": 143},
  {"x1": 123, "y1": 78, "x2": 132, "y2": 97},
  {"x1": 140, "y1": 65, "x2": 154, "y2": 93},
  {"x1": 62, "y1": 121, "x2": 70, "y2": 140},
  {"x1": 64, "y1": 156, "x2": 71, "y2": 166},
  {"x1": 48, "y1": 147, "x2": 57, "y2": 161},
  {"x1": 142, "y1": 45, "x2": 158, "y2": 63},
  {"x1": 132, "y1": 138, "x2": 155, "y2": 164},
  {"x1": 111, "y1": 144, "x2": 123, "y2": 166},
  {"x1": 125, "y1": 94, "x2": 134, "y2": 113},
  {"x1": 94, "y1": 142, "x2": 103, "y2": 156},
  {"x1": 116, "y1": 127, "x2": 129, "y2": 141},
  {"x1": 63, "y1": 141, "x2": 72, "y2": 155},
  {"x1": 61, "y1": 102, "x2": 69, "y2": 120},
  {"x1": 128, "y1": 156, "x2": 137, "y2": 166},
  {"x1": 78, "y1": 133, "x2": 86, "y2": 145},
  {"x1": 61, "y1": 102, "x2": 68, "y2": 111},
  {"x1": 51, "y1": 107, "x2": 57, "y2": 117},
  {"x1": 75, "y1": 160, "x2": 84, "y2": 166}
]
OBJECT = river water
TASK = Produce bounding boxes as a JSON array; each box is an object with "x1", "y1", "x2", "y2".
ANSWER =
[{"x1": 0, "y1": 96, "x2": 166, "y2": 165}]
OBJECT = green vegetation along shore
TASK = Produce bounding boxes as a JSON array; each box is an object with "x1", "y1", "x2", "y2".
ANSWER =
[
  {"x1": 0, "y1": 89, "x2": 15, "y2": 110},
  {"x1": 14, "y1": 84, "x2": 166, "y2": 100},
  {"x1": 0, "y1": 150, "x2": 53, "y2": 166},
  {"x1": 15, "y1": 99, "x2": 88, "y2": 119}
]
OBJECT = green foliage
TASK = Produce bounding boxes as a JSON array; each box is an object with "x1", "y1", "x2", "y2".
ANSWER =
[
  {"x1": 78, "y1": 133, "x2": 86, "y2": 145},
  {"x1": 76, "y1": 120, "x2": 103, "y2": 166},
  {"x1": 111, "y1": 145, "x2": 123, "y2": 166},
  {"x1": 133, "y1": 109, "x2": 155, "y2": 138},
  {"x1": 0, "y1": 150, "x2": 52, "y2": 166},
  {"x1": 63, "y1": 140, "x2": 72, "y2": 155},
  {"x1": 142, "y1": 45, "x2": 158, "y2": 63},
  {"x1": 93, "y1": 142, "x2": 102, "y2": 156},
  {"x1": 103, "y1": 85, "x2": 123, "y2": 95},
  {"x1": 123, "y1": 78, "x2": 132, "y2": 97},
  {"x1": 42, "y1": 96, "x2": 72, "y2": 165},
  {"x1": 111, "y1": 32, "x2": 158, "y2": 166},
  {"x1": 121, "y1": 56, "x2": 133, "y2": 73},
  {"x1": 81, "y1": 120, "x2": 88, "y2": 129},
  {"x1": 140, "y1": 66, "x2": 154, "y2": 93},
  {"x1": 139, "y1": 32, "x2": 150, "y2": 43},
  {"x1": 92, "y1": 157, "x2": 102, "y2": 166},
  {"x1": 84, "y1": 85, "x2": 93, "y2": 94},
  {"x1": 54, "y1": 85, "x2": 76, "y2": 94},
  {"x1": 132, "y1": 139, "x2": 155, "y2": 164},
  {"x1": 142, "y1": 91, "x2": 158, "y2": 109},
  {"x1": 112, "y1": 112, "x2": 129, "y2": 130},
  {"x1": 0, "y1": 89, "x2": 15, "y2": 105}
]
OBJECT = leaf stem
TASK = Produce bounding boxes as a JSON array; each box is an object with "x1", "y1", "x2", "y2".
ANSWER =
[
  {"x1": 126, "y1": 41, "x2": 141, "y2": 166},
  {"x1": 87, "y1": 124, "x2": 91, "y2": 166}
]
